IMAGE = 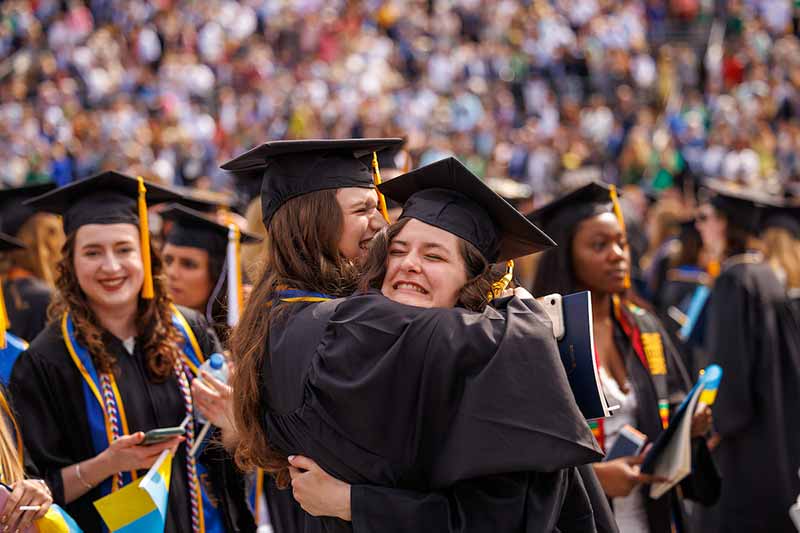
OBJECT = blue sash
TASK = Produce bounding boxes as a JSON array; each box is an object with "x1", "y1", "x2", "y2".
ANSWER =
[
  {"x1": 0, "y1": 332, "x2": 27, "y2": 386},
  {"x1": 64, "y1": 310, "x2": 225, "y2": 533}
]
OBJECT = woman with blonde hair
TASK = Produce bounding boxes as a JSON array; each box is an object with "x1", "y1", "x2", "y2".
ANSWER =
[{"x1": 0, "y1": 183, "x2": 64, "y2": 342}]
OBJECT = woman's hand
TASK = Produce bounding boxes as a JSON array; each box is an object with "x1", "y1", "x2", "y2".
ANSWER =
[
  {"x1": 100, "y1": 432, "x2": 184, "y2": 474},
  {"x1": 0, "y1": 479, "x2": 52, "y2": 532},
  {"x1": 288, "y1": 455, "x2": 352, "y2": 521},
  {"x1": 593, "y1": 454, "x2": 666, "y2": 498},
  {"x1": 691, "y1": 406, "x2": 713, "y2": 438},
  {"x1": 192, "y1": 370, "x2": 234, "y2": 432}
]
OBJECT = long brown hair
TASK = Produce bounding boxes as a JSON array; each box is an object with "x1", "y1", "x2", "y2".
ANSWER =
[
  {"x1": 359, "y1": 218, "x2": 500, "y2": 312},
  {"x1": 230, "y1": 189, "x2": 359, "y2": 485},
  {"x1": 49, "y1": 230, "x2": 184, "y2": 381},
  {"x1": 0, "y1": 392, "x2": 23, "y2": 484}
]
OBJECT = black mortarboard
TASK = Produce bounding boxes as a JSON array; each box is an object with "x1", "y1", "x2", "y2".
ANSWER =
[
  {"x1": 0, "y1": 183, "x2": 57, "y2": 236},
  {"x1": 378, "y1": 157, "x2": 555, "y2": 262},
  {"x1": 25, "y1": 171, "x2": 182, "y2": 299},
  {"x1": 0, "y1": 232, "x2": 25, "y2": 252},
  {"x1": 702, "y1": 179, "x2": 781, "y2": 234},
  {"x1": 527, "y1": 181, "x2": 615, "y2": 229},
  {"x1": 761, "y1": 204, "x2": 800, "y2": 238},
  {"x1": 221, "y1": 138, "x2": 403, "y2": 227},
  {"x1": 170, "y1": 186, "x2": 236, "y2": 213},
  {"x1": 161, "y1": 204, "x2": 262, "y2": 255},
  {"x1": 24, "y1": 171, "x2": 181, "y2": 235}
]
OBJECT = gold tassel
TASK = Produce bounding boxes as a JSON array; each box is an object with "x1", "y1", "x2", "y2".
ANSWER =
[
  {"x1": 235, "y1": 225, "x2": 243, "y2": 317},
  {"x1": 0, "y1": 279, "x2": 8, "y2": 349},
  {"x1": 371, "y1": 152, "x2": 391, "y2": 223},
  {"x1": 137, "y1": 177, "x2": 154, "y2": 299},
  {"x1": 609, "y1": 185, "x2": 631, "y2": 289},
  {"x1": 489, "y1": 260, "x2": 515, "y2": 300}
]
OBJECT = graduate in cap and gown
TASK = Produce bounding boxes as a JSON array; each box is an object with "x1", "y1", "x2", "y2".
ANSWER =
[
  {"x1": 230, "y1": 155, "x2": 608, "y2": 532},
  {"x1": 529, "y1": 181, "x2": 719, "y2": 533},
  {"x1": 701, "y1": 181, "x2": 800, "y2": 533},
  {"x1": 8, "y1": 172, "x2": 255, "y2": 533},
  {"x1": 222, "y1": 138, "x2": 404, "y2": 532},
  {"x1": 0, "y1": 232, "x2": 33, "y2": 385},
  {"x1": 0, "y1": 183, "x2": 63, "y2": 343}
]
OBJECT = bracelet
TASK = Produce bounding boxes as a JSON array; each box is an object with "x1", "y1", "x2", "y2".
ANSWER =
[{"x1": 75, "y1": 463, "x2": 93, "y2": 490}]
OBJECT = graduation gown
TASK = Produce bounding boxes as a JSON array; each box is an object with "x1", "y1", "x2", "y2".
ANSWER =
[
  {"x1": 3, "y1": 276, "x2": 51, "y2": 342},
  {"x1": 611, "y1": 303, "x2": 719, "y2": 533},
  {"x1": 9, "y1": 307, "x2": 255, "y2": 533},
  {"x1": 706, "y1": 257, "x2": 800, "y2": 533},
  {"x1": 261, "y1": 291, "x2": 603, "y2": 532}
]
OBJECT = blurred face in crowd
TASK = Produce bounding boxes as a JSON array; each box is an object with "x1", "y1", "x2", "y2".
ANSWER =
[
  {"x1": 163, "y1": 244, "x2": 214, "y2": 311},
  {"x1": 73, "y1": 224, "x2": 144, "y2": 312},
  {"x1": 381, "y1": 218, "x2": 468, "y2": 309},
  {"x1": 336, "y1": 187, "x2": 388, "y2": 261},
  {"x1": 695, "y1": 202, "x2": 727, "y2": 257},
  {"x1": 571, "y1": 212, "x2": 630, "y2": 295}
]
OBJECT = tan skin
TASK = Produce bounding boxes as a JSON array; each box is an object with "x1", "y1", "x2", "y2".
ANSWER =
[
  {"x1": 163, "y1": 244, "x2": 215, "y2": 312},
  {"x1": 572, "y1": 213, "x2": 712, "y2": 498}
]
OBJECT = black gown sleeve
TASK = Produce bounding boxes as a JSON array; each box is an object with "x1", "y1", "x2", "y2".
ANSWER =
[
  {"x1": 351, "y1": 468, "x2": 598, "y2": 533},
  {"x1": 309, "y1": 293, "x2": 602, "y2": 489}
]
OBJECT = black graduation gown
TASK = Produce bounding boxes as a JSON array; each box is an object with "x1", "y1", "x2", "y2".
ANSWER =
[
  {"x1": 706, "y1": 259, "x2": 800, "y2": 533},
  {"x1": 3, "y1": 276, "x2": 51, "y2": 342},
  {"x1": 8, "y1": 307, "x2": 255, "y2": 533},
  {"x1": 612, "y1": 305, "x2": 719, "y2": 533},
  {"x1": 261, "y1": 291, "x2": 603, "y2": 532}
]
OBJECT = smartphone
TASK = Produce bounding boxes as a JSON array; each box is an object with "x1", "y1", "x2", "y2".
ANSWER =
[
  {"x1": 138, "y1": 415, "x2": 190, "y2": 446},
  {"x1": 536, "y1": 293, "x2": 566, "y2": 340},
  {"x1": 603, "y1": 424, "x2": 647, "y2": 462}
]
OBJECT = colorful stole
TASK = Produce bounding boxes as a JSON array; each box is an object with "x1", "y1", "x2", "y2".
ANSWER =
[
  {"x1": 0, "y1": 332, "x2": 27, "y2": 386},
  {"x1": 275, "y1": 289, "x2": 334, "y2": 303},
  {"x1": 589, "y1": 297, "x2": 671, "y2": 452},
  {"x1": 63, "y1": 308, "x2": 224, "y2": 533}
]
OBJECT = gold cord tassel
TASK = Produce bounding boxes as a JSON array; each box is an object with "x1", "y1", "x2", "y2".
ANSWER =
[
  {"x1": 371, "y1": 152, "x2": 391, "y2": 223},
  {"x1": 609, "y1": 185, "x2": 631, "y2": 290},
  {"x1": 489, "y1": 260, "x2": 515, "y2": 300},
  {"x1": 0, "y1": 279, "x2": 8, "y2": 349},
  {"x1": 137, "y1": 177, "x2": 154, "y2": 299}
]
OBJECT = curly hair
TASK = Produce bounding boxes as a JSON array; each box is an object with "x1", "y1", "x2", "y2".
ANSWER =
[
  {"x1": 359, "y1": 218, "x2": 502, "y2": 312},
  {"x1": 48, "y1": 231, "x2": 184, "y2": 381},
  {"x1": 230, "y1": 189, "x2": 360, "y2": 486}
]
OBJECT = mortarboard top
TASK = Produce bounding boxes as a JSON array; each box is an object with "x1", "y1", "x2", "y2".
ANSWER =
[
  {"x1": 378, "y1": 157, "x2": 555, "y2": 263},
  {"x1": 702, "y1": 179, "x2": 782, "y2": 234},
  {"x1": 221, "y1": 138, "x2": 403, "y2": 227},
  {"x1": 161, "y1": 204, "x2": 262, "y2": 255},
  {"x1": 0, "y1": 182, "x2": 57, "y2": 236},
  {"x1": 526, "y1": 181, "x2": 614, "y2": 229},
  {"x1": 24, "y1": 171, "x2": 181, "y2": 235},
  {"x1": 170, "y1": 186, "x2": 236, "y2": 213},
  {"x1": 0, "y1": 232, "x2": 25, "y2": 253}
]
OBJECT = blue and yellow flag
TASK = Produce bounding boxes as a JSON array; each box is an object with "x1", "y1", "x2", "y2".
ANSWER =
[
  {"x1": 34, "y1": 504, "x2": 83, "y2": 533},
  {"x1": 94, "y1": 450, "x2": 173, "y2": 533}
]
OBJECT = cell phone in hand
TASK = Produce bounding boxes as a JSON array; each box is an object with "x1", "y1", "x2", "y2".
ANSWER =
[
  {"x1": 603, "y1": 424, "x2": 647, "y2": 462},
  {"x1": 138, "y1": 415, "x2": 190, "y2": 446}
]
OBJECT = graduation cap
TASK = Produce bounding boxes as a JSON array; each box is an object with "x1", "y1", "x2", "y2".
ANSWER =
[
  {"x1": 0, "y1": 183, "x2": 57, "y2": 237},
  {"x1": 527, "y1": 180, "x2": 630, "y2": 287},
  {"x1": 221, "y1": 138, "x2": 403, "y2": 227},
  {"x1": 0, "y1": 232, "x2": 25, "y2": 349},
  {"x1": 378, "y1": 157, "x2": 555, "y2": 263},
  {"x1": 161, "y1": 204, "x2": 262, "y2": 326},
  {"x1": 25, "y1": 171, "x2": 182, "y2": 299},
  {"x1": 761, "y1": 205, "x2": 800, "y2": 238},
  {"x1": 702, "y1": 179, "x2": 782, "y2": 234}
]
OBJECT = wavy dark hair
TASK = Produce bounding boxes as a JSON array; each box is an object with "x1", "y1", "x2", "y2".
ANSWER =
[
  {"x1": 359, "y1": 218, "x2": 502, "y2": 312},
  {"x1": 49, "y1": 231, "x2": 184, "y2": 382},
  {"x1": 230, "y1": 189, "x2": 360, "y2": 486}
]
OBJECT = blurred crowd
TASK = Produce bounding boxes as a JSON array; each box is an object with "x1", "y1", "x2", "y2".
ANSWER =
[{"x1": 2, "y1": 0, "x2": 800, "y2": 204}]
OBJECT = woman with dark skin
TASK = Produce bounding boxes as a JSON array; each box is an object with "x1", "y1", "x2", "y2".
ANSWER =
[{"x1": 528, "y1": 182, "x2": 718, "y2": 533}]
